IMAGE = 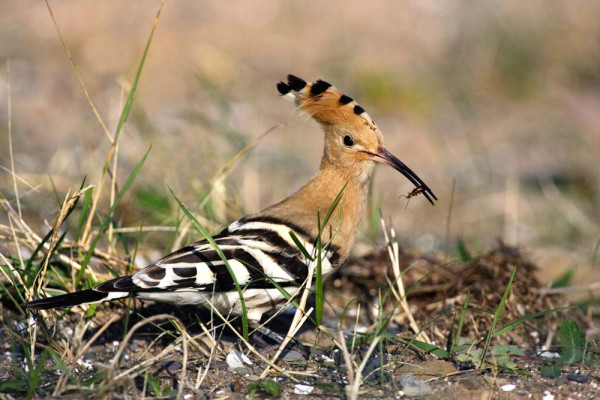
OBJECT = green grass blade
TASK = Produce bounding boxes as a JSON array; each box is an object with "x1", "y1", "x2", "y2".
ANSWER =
[
  {"x1": 365, "y1": 170, "x2": 381, "y2": 241},
  {"x1": 456, "y1": 237, "x2": 472, "y2": 262},
  {"x1": 26, "y1": 348, "x2": 50, "y2": 399},
  {"x1": 377, "y1": 290, "x2": 386, "y2": 383},
  {"x1": 75, "y1": 146, "x2": 151, "y2": 287},
  {"x1": 493, "y1": 306, "x2": 572, "y2": 337},
  {"x1": 113, "y1": 4, "x2": 163, "y2": 143},
  {"x1": 444, "y1": 178, "x2": 456, "y2": 259},
  {"x1": 314, "y1": 183, "x2": 347, "y2": 326},
  {"x1": 74, "y1": 177, "x2": 90, "y2": 241},
  {"x1": 315, "y1": 211, "x2": 323, "y2": 326},
  {"x1": 592, "y1": 238, "x2": 599, "y2": 266},
  {"x1": 168, "y1": 187, "x2": 249, "y2": 340},
  {"x1": 288, "y1": 232, "x2": 314, "y2": 261},
  {"x1": 410, "y1": 339, "x2": 449, "y2": 359},
  {"x1": 265, "y1": 278, "x2": 295, "y2": 303},
  {"x1": 0, "y1": 379, "x2": 28, "y2": 395},
  {"x1": 451, "y1": 290, "x2": 470, "y2": 355},
  {"x1": 22, "y1": 229, "x2": 52, "y2": 287},
  {"x1": 478, "y1": 265, "x2": 516, "y2": 369},
  {"x1": 320, "y1": 182, "x2": 347, "y2": 229}
]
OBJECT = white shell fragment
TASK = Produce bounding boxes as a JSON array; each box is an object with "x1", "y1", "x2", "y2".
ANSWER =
[
  {"x1": 226, "y1": 350, "x2": 253, "y2": 370},
  {"x1": 294, "y1": 384, "x2": 314, "y2": 395},
  {"x1": 501, "y1": 383, "x2": 516, "y2": 391}
]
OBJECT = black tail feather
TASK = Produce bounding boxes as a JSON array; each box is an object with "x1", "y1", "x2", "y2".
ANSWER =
[
  {"x1": 22, "y1": 289, "x2": 109, "y2": 310},
  {"x1": 22, "y1": 276, "x2": 136, "y2": 311}
]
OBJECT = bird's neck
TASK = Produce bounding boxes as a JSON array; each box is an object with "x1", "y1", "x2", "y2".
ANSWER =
[{"x1": 261, "y1": 157, "x2": 373, "y2": 263}]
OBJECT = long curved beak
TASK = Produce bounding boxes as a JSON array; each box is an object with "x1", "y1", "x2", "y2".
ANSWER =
[{"x1": 367, "y1": 146, "x2": 437, "y2": 205}]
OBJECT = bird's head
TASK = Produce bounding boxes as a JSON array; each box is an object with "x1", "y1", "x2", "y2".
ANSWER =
[{"x1": 277, "y1": 74, "x2": 437, "y2": 205}]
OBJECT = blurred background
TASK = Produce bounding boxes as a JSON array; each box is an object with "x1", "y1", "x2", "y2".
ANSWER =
[{"x1": 1, "y1": 1, "x2": 599, "y2": 288}]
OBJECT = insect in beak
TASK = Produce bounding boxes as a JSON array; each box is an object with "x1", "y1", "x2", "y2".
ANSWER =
[{"x1": 366, "y1": 146, "x2": 437, "y2": 205}]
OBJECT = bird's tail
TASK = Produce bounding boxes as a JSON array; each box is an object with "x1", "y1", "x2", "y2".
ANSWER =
[{"x1": 22, "y1": 276, "x2": 135, "y2": 311}]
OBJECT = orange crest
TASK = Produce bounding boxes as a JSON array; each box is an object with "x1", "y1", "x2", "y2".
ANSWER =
[{"x1": 277, "y1": 74, "x2": 379, "y2": 135}]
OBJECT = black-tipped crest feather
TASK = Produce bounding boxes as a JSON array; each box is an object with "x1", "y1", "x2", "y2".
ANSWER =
[{"x1": 287, "y1": 74, "x2": 306, "y2": 91}]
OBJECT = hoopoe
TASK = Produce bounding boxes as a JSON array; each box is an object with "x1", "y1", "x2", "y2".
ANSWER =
[{"x1": 23, "y1": 75, "x2": 436, "y2": 324}]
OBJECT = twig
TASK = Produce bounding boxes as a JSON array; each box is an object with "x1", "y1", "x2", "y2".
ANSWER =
[
  {"x1": 259, "y1": 250, "x2": 318, "y2": 379},
  {"x1": 172, "y1": 123, "x2": 283, "y2": 251},
  {"x1": 6, "y1": 61, "x2": 21, "y2": 217},
  {"x1": 534, "y1": 282, "x2": 600, "y2": 295},
  {"x1": 345, "y1": 336, "x2": 381, "y2": 400},
  {"x1": 44, "y1": 0, "x2": 113, "y2": 143},
  {"x1": 33, "y1": 186, "x2": 94, "y2": 296}
]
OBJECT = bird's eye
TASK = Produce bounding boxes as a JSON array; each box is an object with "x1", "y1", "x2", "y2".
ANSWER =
[{"x1": 343, "y1": 135, "x2": 355, "y2": 147}]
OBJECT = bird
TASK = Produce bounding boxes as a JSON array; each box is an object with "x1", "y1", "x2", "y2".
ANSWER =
[{"x1": 23, "y1": 74, "x2": 437, "y2": 325}]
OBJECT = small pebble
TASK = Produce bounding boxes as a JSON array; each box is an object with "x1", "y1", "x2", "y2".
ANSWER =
[
  {"x1": 294, "y1": 384, "x2": 314, "y2": 395},
  {"x1": 16, "y1": 322, "x2": 27, "y2": 336},
  {"x1": 542, "y1": 390, "x2": 555, "y2": 400},
  {"x1": 540, "y1": 350, "x2": 561, "y2": 359},
  {"x1": 280, "y1": 350, "x2": 303, "y2": 362},
  {"x1": 232, "y1": 367, "x2": 252, "y2": 376},
  {"x1": 399, "y1": 374, "x2": 432, "y2": 397},
  {"x1": 460, "y1": 377, "x2": 482, "y2": 390},
  {"x1": 501, "y1": 383, "x2": 516, "y2": 391},
  {"x1": 332, "y1": 349, "x2": 344, "y2": 366},
  {"x1": 76, "y1": 358, "x2": 93, "y2": 371},
  {"x1": 362, "y1": 355, "x2": 387, "y2": 380},
  {"x1": 162, "y1": 361, "x2": 183, "y2": 371},
  {"x1": 554, "y1": 375, "x2": 568, "y2": 386},
  {"x1": 566, "y1": 374, "x2": 588, "y2": 384}
]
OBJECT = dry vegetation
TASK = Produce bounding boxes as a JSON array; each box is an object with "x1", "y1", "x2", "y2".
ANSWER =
[{"x1": 1, "y1": 1, "x2": 600, "y2": 399}]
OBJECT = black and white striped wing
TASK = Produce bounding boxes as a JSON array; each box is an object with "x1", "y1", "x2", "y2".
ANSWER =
[
  {"x1": 127, "y1": 216, "x2": 339, "y2": 319},
  {"x1": 134, "y1": 217, "x2": 318, "y2": 291},
  {"x1": 23, "y1": 216, "x2": 339, "y2": 320}
]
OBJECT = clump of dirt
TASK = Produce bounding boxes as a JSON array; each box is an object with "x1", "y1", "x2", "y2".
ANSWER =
[{"x1": 331, "y1": 243, "x2": 591, "y2": 348}]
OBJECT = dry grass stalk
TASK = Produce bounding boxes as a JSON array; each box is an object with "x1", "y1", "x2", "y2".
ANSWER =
[
  {"x1": 380, "y1": 215, "x2": 430, "y2": 344},
  {"x1": 44, "y1": 0, "x2": 114, "y2": 248},
  {"x1": 201, "y1": 299, "x2": 299, "y2": 381},
  {"x1": 103, "y1": 313, "x2": 189, "y2": 399},
  {"x1": 1, "y1": 194, "x2": 100, "y2": 285},
  {"x1": 171, "y1": 123, "x2": 282, "y2": 251},
  {"x1": 33, "y1": 186, "x2": 94, "y2": 296},
  {"x1": 345, "y1": 335, "x2": 381, "y2": 400},
  {"x1": 6, "y1": 61, "x2": 21, "y2": 218},
  {"x1": 258, "y1": 250, "x2": 319, "y2": 379}
]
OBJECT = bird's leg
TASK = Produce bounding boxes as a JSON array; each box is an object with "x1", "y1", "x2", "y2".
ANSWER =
[{"x1": 248, "y1": 321, "x2": 323, "y2": 360}]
